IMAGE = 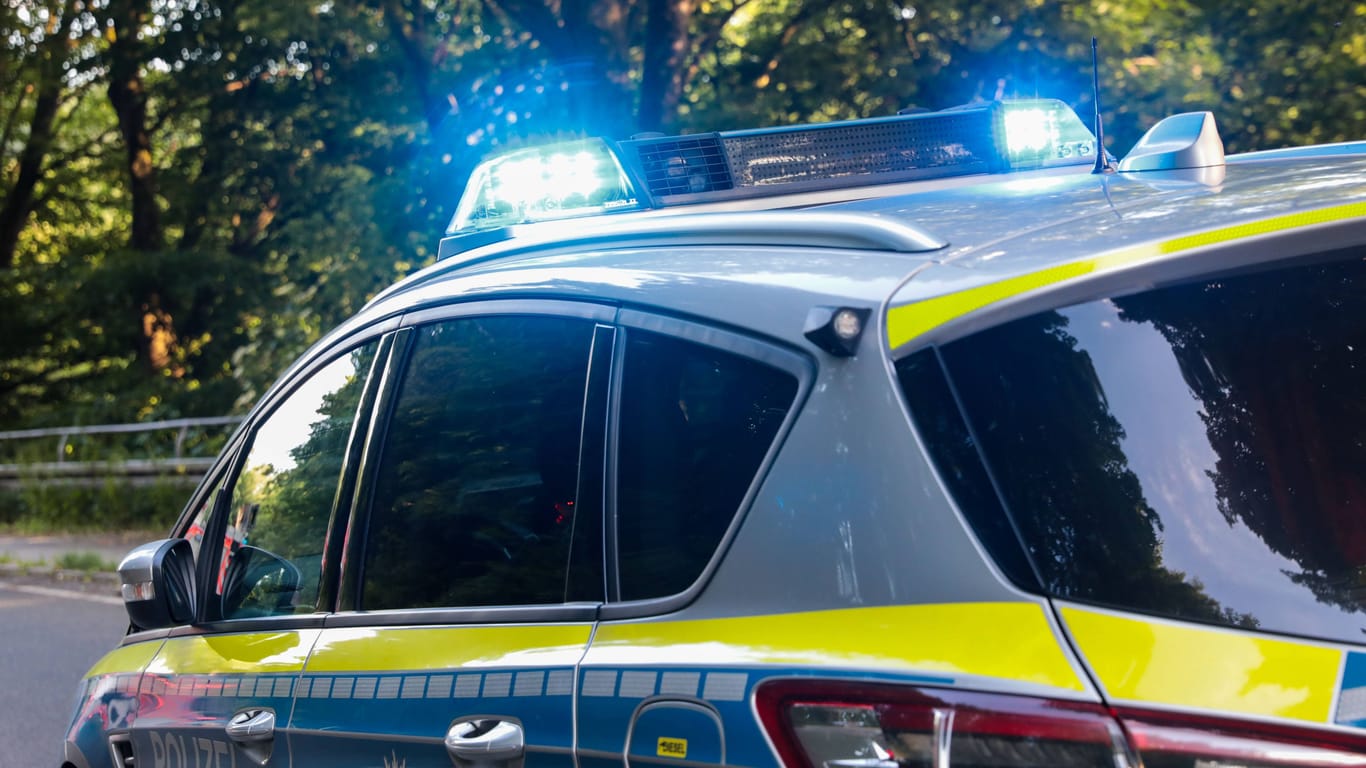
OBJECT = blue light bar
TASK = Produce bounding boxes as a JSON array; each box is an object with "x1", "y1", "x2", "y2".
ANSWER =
[{"x1": 447, "y1": 99, "x2": 1097, "y2": 237}]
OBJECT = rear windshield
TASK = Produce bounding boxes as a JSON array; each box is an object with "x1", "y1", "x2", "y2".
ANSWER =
[{"x1": 897, "y1": 246, "x2": 1366, "y2": 644}]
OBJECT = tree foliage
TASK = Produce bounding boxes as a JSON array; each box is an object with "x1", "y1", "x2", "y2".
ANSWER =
[{"x1": 1, "y1": 0, "x2": 1363, "y2": 428}]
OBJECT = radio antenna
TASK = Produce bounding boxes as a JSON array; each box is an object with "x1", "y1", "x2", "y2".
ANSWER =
[{"x1": 1091, "y1": 37, "x2": 1113, "y2": 174}]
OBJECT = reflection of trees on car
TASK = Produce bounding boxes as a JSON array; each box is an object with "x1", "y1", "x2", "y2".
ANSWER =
[
  {"x1": 938, "y1": 311, "x2": 1257, "y2": 628},
  {"x1": 362, "y1": 317, "x2": 594, "y2": 610},
  {"x1": 1115, "y1": 252, "x2": 1366, "y2": 616},
  {"x1": 221, "y1": 344, "x2": 377, "y2": 617}
]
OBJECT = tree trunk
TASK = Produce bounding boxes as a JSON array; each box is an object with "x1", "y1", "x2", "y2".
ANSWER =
[
  {"x1": 106, "y1": 0, "x2": 162, "y2": 253},
  {"x1": 637, "y1": 0, "x2": 693, "y2": 134},
  {"x1": 104, "y1": 0, "x2": 175, "y2": 373},
  {"x1": 0, "y1": 0, "x2": 76, "y2": 269}
]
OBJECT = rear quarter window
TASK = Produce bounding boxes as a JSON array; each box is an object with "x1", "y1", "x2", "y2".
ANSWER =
[
  {"x1": 898, "y1": 246, "x2": 1366, "y2": 644},
  {"x1": 615, "y1": 328, "x2": 798, "y2": 601}
]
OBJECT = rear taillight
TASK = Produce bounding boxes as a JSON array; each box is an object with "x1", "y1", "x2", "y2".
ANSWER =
[
  {"x1": 1118, "y1": 710, "x2": 1366, "y2": 768},
  {"x1": 756, "y1": 681, "x2": 1366, "y2": 768}
]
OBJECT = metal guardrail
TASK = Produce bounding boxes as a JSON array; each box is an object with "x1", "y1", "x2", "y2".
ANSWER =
[{"x1": 0, "y1": 417, "x2": 242, "y2": 488}]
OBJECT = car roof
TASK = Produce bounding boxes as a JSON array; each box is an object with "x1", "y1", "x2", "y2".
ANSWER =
[
  {"x1": 341, "y1": 150, "x2": 1366, "y2": 357},
  {"x1": 870, "y1": 153, "x2": 1366, "y2": 350},
  {"x1": 840, "y1": 153, "x2": 1366, "y2": 290}
]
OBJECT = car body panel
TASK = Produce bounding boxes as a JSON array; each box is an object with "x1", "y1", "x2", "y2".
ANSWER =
[
  {"x1": 1059, "y1": 605, "x2": 1342, "y2": 725},
  {"x1": 584, "y1": 603, "x2": 1086, "y2": 694},
  {"x1": 365, "y1": 245, "x2": 925, "y2": 351},
  {"x1": 110, "y1": 631, "x2": 318, "y2": 768},
  {"x1": 65, "y1": 640, "x2": 165, "y2": 768},
  {"x1": 288, "y1": 624, "x2": 591, "y2": 767},
  {"x1": 670, "y1": 327, "x2": 1026, "y2": 620}
]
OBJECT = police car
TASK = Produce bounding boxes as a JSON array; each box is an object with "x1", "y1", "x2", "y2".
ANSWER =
[{"x1": 63, "y1": 97, "x2": 1366, "y2": 768}]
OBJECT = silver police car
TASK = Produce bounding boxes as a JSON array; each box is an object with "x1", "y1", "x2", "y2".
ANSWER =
[{"x1": 64, "y1": 98, "x2": 1366, "y2": 768}]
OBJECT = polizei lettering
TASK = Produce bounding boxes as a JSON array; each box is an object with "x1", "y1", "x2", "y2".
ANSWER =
[{"x1": 147, "y1": 731, "x2": 239, "y2": 768}]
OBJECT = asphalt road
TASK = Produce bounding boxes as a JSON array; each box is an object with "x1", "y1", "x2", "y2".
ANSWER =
[{"x1": 0, "y1": 581, "x2": 127, "y2": 768}]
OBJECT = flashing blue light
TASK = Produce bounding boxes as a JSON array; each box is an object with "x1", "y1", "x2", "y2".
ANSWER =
[
  {"x1": 998, "y1": 100, "x2": 1096, "y2": 167},
  {"x1": 450, "y1": 138, "x2": 641, "y2": 234}
]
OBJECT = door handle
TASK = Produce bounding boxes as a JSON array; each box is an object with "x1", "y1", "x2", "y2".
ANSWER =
[
  {"x1": 445, "y1": 718, "x2": 524, "y2": 764},
  {"x1": 226, "y1": 708, "x2": 276, "y2": 744}
]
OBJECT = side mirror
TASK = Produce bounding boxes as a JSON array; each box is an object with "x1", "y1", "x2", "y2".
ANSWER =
[{"x1": 118, "y1": 539, "x2": 197, "y2": 631}]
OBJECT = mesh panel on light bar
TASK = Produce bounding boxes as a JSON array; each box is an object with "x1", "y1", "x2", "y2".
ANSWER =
[
  {"x1": 632, "y1": 135, "x2": 733, "y2": 197},
  {"x1": 723, "y1": 110, "x2": 997, "y2": 188},
  {"x1": 620, "y1": 108, "x2": 1005, "y2": 204}
]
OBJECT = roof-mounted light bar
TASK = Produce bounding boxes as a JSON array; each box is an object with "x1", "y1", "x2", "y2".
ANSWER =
[{"x1": 446, "y1": 99, "x2": 1097, "y2": 239}]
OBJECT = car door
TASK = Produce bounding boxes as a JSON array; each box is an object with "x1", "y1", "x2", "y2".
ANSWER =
[
  {"x1": 576, "y1": 313, "x2": 805, "y2": 768},
  {"x1": 289, "y1": 302, "x2": 614, "y2": 767},
  {"x1": 125, "y1": 337, "x2": 386, "y2": 768}
]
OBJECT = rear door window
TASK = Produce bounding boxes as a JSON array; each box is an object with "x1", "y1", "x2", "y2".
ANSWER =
[
  {"x1": 361, "y1": 315, "x2": 597, "y2": 610},
  {"x1": 898, "y1": 247, "x2": 1366, "y2": 643}
]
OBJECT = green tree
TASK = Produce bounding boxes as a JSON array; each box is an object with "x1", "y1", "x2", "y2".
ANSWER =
[{"x1": 2, "y1": 0, "x2": 1365, "y2": 436}]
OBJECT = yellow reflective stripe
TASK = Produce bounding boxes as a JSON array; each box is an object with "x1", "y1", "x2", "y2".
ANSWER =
[
  {"x1": 85, "y1": 639, "x2": 162, "y2": 678},
  {"x1": 147, "y1": 631, "x2": 318, "y2": 675},
  {"x1": 590, "y1": 603, "x2": 1084, "y2": 693},
  {"x1": 1062, "y1": 607, "x2": 1340, "y2": 723},
  {"x1": 306, "y1": 624, "x2": 592, "y2": 672},
  {"x1": 888, "y1": 260, "x2": 1102, "y2": 348},
  {"x1": 887, "y1": 201, "x2": 1366, "y2": 349}
]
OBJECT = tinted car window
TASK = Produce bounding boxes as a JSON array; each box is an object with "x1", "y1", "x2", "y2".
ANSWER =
[
  {"x1": 896, "y1": 350, "x2": 1040, "y2": 591},
  {"x1": 216, "y1": 342, "x2": 378, "y2": 619},
  {"x1": 899, "y1": 248, "x2": 1366, "y2": 643},
  {"x1": 362, "y1": 316, "x2": 595, "y2": 610},
  {"x1": 616, "y1": 329, "x2": 798, "y2": 600}
]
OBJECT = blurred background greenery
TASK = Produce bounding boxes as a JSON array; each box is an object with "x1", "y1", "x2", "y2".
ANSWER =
[{"x1": 2, "y1": 0, "x2": 1364, "y2": 433}]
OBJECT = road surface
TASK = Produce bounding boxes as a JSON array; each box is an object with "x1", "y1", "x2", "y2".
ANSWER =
[{"x1": 0, "y1": 581, "x2": 127, "y2": 768}]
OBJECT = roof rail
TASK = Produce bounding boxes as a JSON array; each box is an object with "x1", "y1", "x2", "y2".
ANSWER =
[
  {"x1": 435, "y1": 210, "x2": 947, "y2": 262},
  {"x1": 362, "y1": 211, "x2": 946, "y2": 310}
]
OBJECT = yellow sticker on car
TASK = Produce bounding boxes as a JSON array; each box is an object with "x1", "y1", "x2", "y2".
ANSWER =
[{"x1": 657, "y1": 737, "x2": 688, "y2": 758}]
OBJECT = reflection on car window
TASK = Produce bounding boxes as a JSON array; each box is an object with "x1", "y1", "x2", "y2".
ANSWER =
[
  {"x1": 183, "y1": 485, "x2": 217, "y2": 566},
  {"x1": 616, "y1": 330, "x2": 797, "y2": 601},
  {"x1": 216, "y1": 342, "x2": 378, "y2": 620},
  {"x1": 362, "y1": 316, "x2": 595, "y2": 610},
  {"x1": 902, "y1": 247, "x2": 1366, "y2": 643}
]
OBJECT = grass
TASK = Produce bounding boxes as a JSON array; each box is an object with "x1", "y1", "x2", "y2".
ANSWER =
[
  {"x1": 54, "y1": 551, "x2": 117, "y2": 573},
  {"x1": 0, "y1": 550, "x2": 117, "y2": 575}
]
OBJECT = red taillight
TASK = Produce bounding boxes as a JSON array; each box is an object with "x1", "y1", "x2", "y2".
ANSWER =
[
  {"x1": 757, "y1": 681, "x2": 1133, "y2": 768},
  {"x1": 756, "y1": 681, "x2": 1366, "y2": 768},
  {"x1": 1117, "y1": 709, "x2": 1366, "y2": 768}
]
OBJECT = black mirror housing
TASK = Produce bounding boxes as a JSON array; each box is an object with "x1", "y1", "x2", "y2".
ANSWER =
[{"x1": 117, "y1": 538, "x2": 197, "y2": 631}]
